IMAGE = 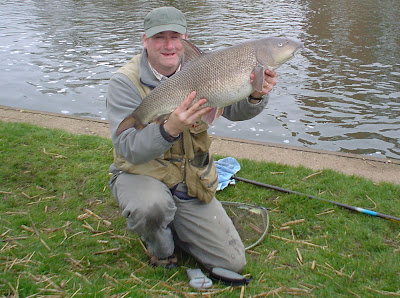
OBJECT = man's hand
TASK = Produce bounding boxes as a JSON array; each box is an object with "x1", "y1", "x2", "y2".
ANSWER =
[
  {"x1": 249, "y1": 69, "x2": 278, "y2": 100},
  {"x1": 163, "y1": 91, "x2": 212, "y2": 136}
]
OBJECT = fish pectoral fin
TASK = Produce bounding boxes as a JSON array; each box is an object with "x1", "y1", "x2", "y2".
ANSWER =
[
  {"x1": 181, "y1": 39, "x2": 204, "y2": 65},
  {"x1": 251, "y1": 65, "x2": 265, "y2": 92},
  {"x1": 201, "y1": 107, "x2": 224, "y2": 125},
  {"x1": 217, "y1": 107, "x2": 224, "y2": 118},
  {"x1": 116, "y1": 114, "x2": 145, "y2": 136}
]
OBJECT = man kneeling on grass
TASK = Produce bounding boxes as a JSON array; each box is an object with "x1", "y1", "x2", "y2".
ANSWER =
[{"x1": 106, "y1": 6, "x2": 278, "y2": 271}]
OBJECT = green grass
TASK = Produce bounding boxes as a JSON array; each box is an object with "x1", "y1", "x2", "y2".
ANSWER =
[{"x1": 1, "y1": 121, "x2": 399, "y2": 297}]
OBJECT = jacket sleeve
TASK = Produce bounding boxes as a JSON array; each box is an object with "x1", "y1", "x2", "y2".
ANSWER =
[
  {"x1": 106, "y1": 73, "x2": 176, "y2": 165},
  {"x1": 222, "y1": 95, "x2": 269, "y2": 121}
]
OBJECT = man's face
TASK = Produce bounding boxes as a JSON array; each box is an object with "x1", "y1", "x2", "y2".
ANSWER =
[{"x1": 143, "y1": 31, "x2": 187, "y2": 76}]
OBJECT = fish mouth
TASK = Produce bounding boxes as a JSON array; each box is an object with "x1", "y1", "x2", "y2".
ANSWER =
[
  {"x1": 270, "y1": 43, "x2": 304, "y2": 70},
  {"x1": 293, "y1": 43, "x2": 304, "y2": 56}
]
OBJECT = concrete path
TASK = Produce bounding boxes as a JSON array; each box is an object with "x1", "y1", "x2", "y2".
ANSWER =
[{"x1": 1, "y1": 105, "x2": 399, "y2": 185}]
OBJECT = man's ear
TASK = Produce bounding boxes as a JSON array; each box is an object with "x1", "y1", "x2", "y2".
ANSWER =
[{"x1": 142, "y1": 34, "x2": 148, "y2": 49}]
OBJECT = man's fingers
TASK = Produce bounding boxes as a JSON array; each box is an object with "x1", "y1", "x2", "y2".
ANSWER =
[
  {"x1": 186, "y1": 106, "x2": 213, "y2": 124},
  {"x1": 250, "y1": 71, "x2": 255, "y2": 82},
  {"x1": 266, "y1": 69, "x2": 278, "y2": 78},
  {"x1": 188, "y1": 97, "x2": 208, "y2": 112},
  {"x1": 178, "y1": 91, "x2": 208, "y2": 113},
  {"x1": 265, "y1": 70, "x2": 278, "y2": 85},
  {"x1": 179, "y1": 91, "x2": 197, "y2": 111},
  {"x1": 172, "y1": 92, "x2": 210, "y2": 124},
  {"x1": 184, "y1": 98, "x2": 209, "y2": 124}
]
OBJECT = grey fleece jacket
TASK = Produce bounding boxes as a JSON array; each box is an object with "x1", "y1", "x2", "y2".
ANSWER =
[{"x1": 106, "y1": 50, "x2": 269, "y2": 174}]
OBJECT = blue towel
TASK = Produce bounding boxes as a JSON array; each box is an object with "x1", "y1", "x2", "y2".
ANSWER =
[{"x1": 215, "y1": 157, "x2": 241, "y2": 191}]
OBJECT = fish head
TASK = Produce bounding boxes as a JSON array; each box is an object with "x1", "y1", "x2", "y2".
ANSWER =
[{"x1": 255, "y1": 37, "x2": 304, "y2": 70}]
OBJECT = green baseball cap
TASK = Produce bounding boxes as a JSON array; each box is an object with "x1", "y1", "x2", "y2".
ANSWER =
[{"x1": 144, "y1": 7, "x2": 187, "y2": 38}]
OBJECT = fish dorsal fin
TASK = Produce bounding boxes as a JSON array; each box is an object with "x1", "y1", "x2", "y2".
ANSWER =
[{"x1": 181, "y1": 39, "x2": 203, "y2": 65}]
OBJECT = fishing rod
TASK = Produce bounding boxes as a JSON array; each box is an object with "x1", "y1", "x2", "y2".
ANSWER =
[{"x1": 233, "y1": 176, "x2": 400, "y2": 223}]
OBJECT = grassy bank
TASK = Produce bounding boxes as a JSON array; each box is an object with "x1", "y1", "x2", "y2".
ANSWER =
[{"x1": 1, "y1": 121, "x2": 399, "y2": 297}]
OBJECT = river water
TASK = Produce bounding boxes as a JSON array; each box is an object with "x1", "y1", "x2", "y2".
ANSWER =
[{"x1": 1, "y1": 0, "x2": 399, "y2": 160}]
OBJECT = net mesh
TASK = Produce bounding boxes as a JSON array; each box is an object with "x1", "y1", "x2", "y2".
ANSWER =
[{"x1": 221, "y1": 201, "x2": 269, "y2": 250}]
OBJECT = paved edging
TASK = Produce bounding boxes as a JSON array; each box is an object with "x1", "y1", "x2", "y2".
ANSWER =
[{"x1": 1, "y1": 105, "x2": 399, "y2": 185}]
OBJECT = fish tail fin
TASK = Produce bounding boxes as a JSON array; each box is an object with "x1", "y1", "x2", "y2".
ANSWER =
[{"x1": 116, "y1": 115, "x2": 145, "y2": 136}]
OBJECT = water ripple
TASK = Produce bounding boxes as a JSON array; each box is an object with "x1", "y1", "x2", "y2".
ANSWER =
[{"x1": 0, "y1": 0, "x2": 399, "y2": 159}]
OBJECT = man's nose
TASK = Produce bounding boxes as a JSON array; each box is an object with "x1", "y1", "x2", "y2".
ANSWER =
[{"x1": 164, "y1": 38, "x2": 174, "y2": 49}]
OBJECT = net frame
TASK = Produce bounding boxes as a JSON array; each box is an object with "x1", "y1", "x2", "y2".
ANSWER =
[{"x1": 220, "y1": 201, "x2": 270, "y2": 250}]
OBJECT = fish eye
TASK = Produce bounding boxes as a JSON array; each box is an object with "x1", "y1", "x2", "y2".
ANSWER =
[{"x1": 278, "y1": 43, "x2": 283, "y2": 47}]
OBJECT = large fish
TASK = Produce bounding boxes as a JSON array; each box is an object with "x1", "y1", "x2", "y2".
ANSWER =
[{"x1": 116, "y1": 37, "x2": 303, "y2": 136}]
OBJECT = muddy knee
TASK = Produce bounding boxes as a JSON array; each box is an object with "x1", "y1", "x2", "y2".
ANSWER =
[
  {"x1": 123, "y1": 197, "x2": 176, "y2": 234},
  {"x1": 223, "y1": 248, "x2": 247, "y2": 273}
]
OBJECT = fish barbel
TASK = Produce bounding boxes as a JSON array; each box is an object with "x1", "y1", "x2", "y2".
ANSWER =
[{"x1": 116, "y1": 37, "x2": 303, "y2": 136}]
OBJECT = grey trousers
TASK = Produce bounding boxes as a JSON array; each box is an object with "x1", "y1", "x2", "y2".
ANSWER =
[{"x1": 109, "y1": 171, "x2": 246, "y2": 273}]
